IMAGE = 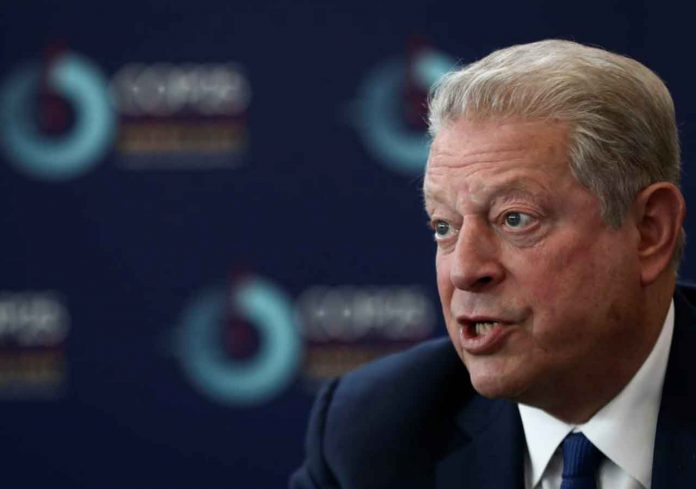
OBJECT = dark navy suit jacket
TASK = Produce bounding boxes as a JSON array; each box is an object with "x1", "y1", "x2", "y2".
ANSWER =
[{"x1": 290, "y1": 287, "x2": 696, "y2": 489}]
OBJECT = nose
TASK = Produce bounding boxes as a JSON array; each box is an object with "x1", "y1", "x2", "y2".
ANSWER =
[{"x1": 448, "y1": 219, "x2": 505, "y2": 292}]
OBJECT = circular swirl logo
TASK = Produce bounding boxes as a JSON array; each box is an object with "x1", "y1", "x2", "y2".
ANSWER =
[
  {"x1": 174, "y1": 276, "x2": 302, "y2": 406},
  {"x1": 353, "y1": 49, "x2": 455, "y2": 175},
  {"x1": 0, "y1": 52, "x2": 116, "y2": 180}
]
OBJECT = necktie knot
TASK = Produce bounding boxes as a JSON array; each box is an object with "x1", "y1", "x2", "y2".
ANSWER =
[{"x1": 561, "y1": 433, "x2": 603, "y2": 489}]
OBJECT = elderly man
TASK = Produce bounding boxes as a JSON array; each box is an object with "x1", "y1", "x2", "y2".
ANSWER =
[{"x1": 290, "y1": 40, "x2": 693, "y2": 489}]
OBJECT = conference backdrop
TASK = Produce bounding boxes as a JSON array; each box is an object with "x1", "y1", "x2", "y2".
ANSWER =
[{"x1": 1, "y1": 1, "x2": 695, "y2": 487}]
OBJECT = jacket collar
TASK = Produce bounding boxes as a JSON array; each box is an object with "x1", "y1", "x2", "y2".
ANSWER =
[
  {"x1": 651, "y1": 285, "x2": 696, "y2": 489},
  {"x1": 436, "y1": 395, "x2": 525, "y2": 489}
]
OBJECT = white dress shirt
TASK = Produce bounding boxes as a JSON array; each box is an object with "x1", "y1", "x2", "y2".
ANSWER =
[{"x1": 519, "y1": 301, "x2": 675, "y2": 489}]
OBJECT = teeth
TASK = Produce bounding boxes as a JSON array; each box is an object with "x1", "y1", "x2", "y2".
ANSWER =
[{"x1": 474, "y1": 321, "x2": 498, "y2": 336}]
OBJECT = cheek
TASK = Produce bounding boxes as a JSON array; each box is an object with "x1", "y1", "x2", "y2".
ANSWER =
[
  {"x1": 520, "y1": 231, "x2": 609, "y2": 295},
  {"x1": 435, "y1": 253, "x2": 452, "y2": 301},
  {"x1": 435, "y1": 255, "x2": 459, "y2": 341},
  {"x1": 515, "y1": 236, "x2": 628, "y2": 346}
]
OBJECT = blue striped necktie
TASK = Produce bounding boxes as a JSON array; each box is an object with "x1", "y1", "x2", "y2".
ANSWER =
[{"x1": 560, "y1": 433, "x2": 603, "y2": 489}]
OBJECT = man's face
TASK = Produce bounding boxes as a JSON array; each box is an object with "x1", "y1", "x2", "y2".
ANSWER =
[{"x1": 423, "y1": 118, "x2": 643, "y2": 411}]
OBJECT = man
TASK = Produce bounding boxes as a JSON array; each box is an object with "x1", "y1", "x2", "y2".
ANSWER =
[{"x1": 290, "y1": 40, "x2": 694, "y2": 489}]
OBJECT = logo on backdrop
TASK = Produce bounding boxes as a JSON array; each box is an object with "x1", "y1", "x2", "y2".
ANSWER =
[
  {"x1": 297, "y1": 285, "x2": 435, "y2": 383},
  {"x1": 0, "y1": 47, "x2": 251, "y2": 180},
  {"x1": 172, "y1": 274, "x2": 436, "y2": 406},
  {"x1": 351, "y1": 44, "x2": 456, "y2": 175},
  {"x1": 0, "y1": 50, "x2": 116, "y2": 180},
  {"x1": 0, "y1": 291, "x2": 70, "y2": 399},
  {"x1": 111, "y1": 62, "x2": 251, "y2": 170},
  {"x1": 173, "y1": 275, "x2": 301, "y2": 406}
]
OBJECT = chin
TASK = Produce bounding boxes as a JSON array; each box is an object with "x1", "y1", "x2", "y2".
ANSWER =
[
  {"x1": 469, "y1": 373, "x2": 511, "y2": 399},
  {"x1": 466, "y1": 364, "x2": 530, "y2": 401}
]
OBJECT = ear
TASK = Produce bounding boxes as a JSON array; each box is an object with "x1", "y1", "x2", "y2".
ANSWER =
[{"x1": 632, "y1": 182, "x2": 686, "y2": 285}]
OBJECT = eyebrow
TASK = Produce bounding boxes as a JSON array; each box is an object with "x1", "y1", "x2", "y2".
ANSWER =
[
  {"x1": 494, "y1": 184, "x2": 546, "y2": 203},
  {"x1": 423, "y1": 178, "x2": 549, "y2": 213}
]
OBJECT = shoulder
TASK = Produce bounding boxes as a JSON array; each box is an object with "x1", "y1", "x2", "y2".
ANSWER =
[
  {"x1": 296, "y1": 337, "x2": 474, "y2": 488},
  {"x1": 676, "y1": 283, "x2": 696, "y2": 315},
  {"x1": 329, "y1": 337, "x2": 470, "y2": 417}
]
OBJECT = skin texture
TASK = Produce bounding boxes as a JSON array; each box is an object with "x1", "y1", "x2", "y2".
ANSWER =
[{"x1": 423, "y1": 118, "x2": 680, "y2": 423}]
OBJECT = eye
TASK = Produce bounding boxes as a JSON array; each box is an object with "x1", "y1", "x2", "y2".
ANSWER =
[
  {"x1": 503, "y1": 211, "x2": 534, "y2": 229},
  {"x1": 432, "y1": 220, "x2": 455, "y2": 240}
]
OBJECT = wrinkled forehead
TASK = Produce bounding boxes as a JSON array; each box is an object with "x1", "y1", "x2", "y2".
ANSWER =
[
  {"x1": 422, "y1": 118, "x2": 574, "y2": 208},
  {"x1": 431, "y1": 116, "x2": 569, "y2": 152},
  {"x1": 424, "y1": 117, "x2": 571, "y2": 172}
]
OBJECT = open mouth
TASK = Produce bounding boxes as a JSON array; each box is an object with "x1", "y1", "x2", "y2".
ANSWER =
[
  {"x1": 458, "y1": 318, "x2": 515, "y2": 354},
  {"x1": 472, "y1": 321, "x2": 500, "y2": 337}
]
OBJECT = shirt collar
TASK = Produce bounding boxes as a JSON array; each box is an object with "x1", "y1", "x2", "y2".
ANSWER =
[{"x1": 518, "y1": 300, "x2": 674, "y2": 489}]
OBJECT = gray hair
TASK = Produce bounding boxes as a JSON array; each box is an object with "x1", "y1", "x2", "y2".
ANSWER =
[{"x1": 428, "y1": 39, "x2": 683, "y2": 266}]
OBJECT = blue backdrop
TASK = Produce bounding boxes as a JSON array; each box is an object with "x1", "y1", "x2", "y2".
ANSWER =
[{"x1": 1, "y1": 1, "x2": 695, "y2": 487}]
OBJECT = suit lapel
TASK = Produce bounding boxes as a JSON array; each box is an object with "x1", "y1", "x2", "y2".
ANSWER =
[
  {"x1": 436, "y1": 396, "x2": 525, "y2": 489},
  {"x1": 652, "y1": 288, "x2": 696, "y2": 489}
]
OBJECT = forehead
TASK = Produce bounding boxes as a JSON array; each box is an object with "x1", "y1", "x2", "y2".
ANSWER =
[{"x1": 423, "y1": 118, "x2": 572, "y2": 205}]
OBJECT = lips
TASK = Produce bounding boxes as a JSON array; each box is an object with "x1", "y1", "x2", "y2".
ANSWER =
[{"x1": 457, "y1": 317, "x2": 516, "y2": 354}]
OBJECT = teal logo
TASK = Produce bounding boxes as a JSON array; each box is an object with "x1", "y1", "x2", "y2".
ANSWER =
[
  {"x1": 0, "y1": 52, "x2": 115, "y2": 180},
  {"x1": 174, "y1": 276, "x2": 302, "y2": 406},
  {"x1": 353, "y1": 50, "x2": 455, "y2": 175}
]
